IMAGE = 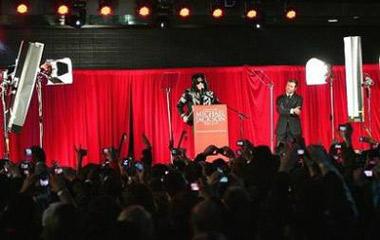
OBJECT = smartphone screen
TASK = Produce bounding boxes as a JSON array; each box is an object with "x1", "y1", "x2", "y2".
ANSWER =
[
  {"x1": 25, "y1": 148, "x2": 32, "y2": 157},
  {"x1": 39, "y1": 178, "x2": 49, "y2": 186},
  {"x1": 297, "y1": 149, "x2": 304, "y2": 155},
  {"x1": 219, "y1": 176, "x2": 228, "y2": 183},
  {"x1": 190, "y1": 182, "x2": 199, "y2": 191},
  {"x1": 134, "y1": 162, "x2": 144, "y2": 171},
  {"x1": 364, "y1": 170, "x2": 373, "y2": 177}
]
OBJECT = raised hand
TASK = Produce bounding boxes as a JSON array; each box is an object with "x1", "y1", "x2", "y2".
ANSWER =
[
  {"x1": 142, "y1": 133, "x2": 152, "y2": 148},
  {"x1": 203, "y1": 145, "x2": 220, "y2": 156},
  {"x1": 220, "y1": 146, "x2": 236, "y2": 159}
]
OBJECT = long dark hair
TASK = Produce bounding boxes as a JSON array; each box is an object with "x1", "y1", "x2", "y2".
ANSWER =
[{"x1": 191, "y1": 73, "x2": 209, "y2": 92}]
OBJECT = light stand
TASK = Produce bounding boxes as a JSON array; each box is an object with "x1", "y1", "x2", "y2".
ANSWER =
[
  {"x1": 37, "y1": 58, "x2": 73, "y2": 149},
  {"x1": 362, "y1": 74, "x2": 374, "y2": 132},
  {"x1": 326, "y1": 72, "x2": 335, "y2": 141},
  {"x1": 36, "y1": 73, "x2": 46, "y2": 148},
  {"x1": 165, "y1": 87, "x2": 174, "y2": 164},
  {"x1": 247, "y1": 68, "x2": 275, "y2": 151},
  {"x1": 0, "y1": 74, "x2": 10, "y2": 159},
  {"x1": 0, "y1": 41, "x2": 24, "y2": 159}
]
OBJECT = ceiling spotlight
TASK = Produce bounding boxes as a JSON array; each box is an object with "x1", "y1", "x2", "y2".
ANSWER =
[
  {"x1": 210, "y1": 1, "x2": 225, "y2": 19},
  {"x1": 136, "y1": 1, "x2": 152, "y2": 18},
  {"x1": 137, "y1": 5, "x2": 151, "y2": 18},
  {"x1": 178, "y1": 6, "x2": 191, "y2": 18},
  {"x1": 16, "y1": 2, "x2": 29, "y2": 14},
  {"x1": 57, "y1": 4, "x2": 70, "y2": 15},
  {"x1": 246, "y1": 9, "x2": 258, "y2": 19},
  {"x1": 100, "y1": 5, "x2": 112, "y2": 16},
  {"x1": 285, "y1": 7, "x2": 297, "y2": 20},
  {"x1": 211, "y1": 7, "x2": 224, "y2": 19},
  {"x1": 245, "y1": 1, "x2": 261, "y2": 21},
  {"x1": 99, "y1": 1, "x2": 113, "y2": 16}
]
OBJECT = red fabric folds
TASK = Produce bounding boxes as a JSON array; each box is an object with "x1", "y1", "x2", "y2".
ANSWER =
[{"x1": 1, "y1": 65, "x2": 379, "y2": 167}]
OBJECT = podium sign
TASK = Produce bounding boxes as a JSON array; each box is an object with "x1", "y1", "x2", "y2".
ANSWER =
[{"x1": 193, "y1": 104, "x2": 229, "y2": 161}]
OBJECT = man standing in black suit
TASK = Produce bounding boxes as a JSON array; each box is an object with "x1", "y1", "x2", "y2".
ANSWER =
[{"x1": 276, "y1": 79, "x2": 303, "y2": 147}]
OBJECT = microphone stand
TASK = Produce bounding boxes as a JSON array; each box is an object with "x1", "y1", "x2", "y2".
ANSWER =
[{"x1": 227, "y1": 106, "x2": 249, "y2": 140}]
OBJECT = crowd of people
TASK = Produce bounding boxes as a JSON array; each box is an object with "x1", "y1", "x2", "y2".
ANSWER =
[{"x1": 0, "y1": 123, "x2": 379, "y2": 240}]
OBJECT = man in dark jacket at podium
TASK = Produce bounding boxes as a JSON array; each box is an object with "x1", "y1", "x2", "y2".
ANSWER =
[
  {"x1": 177, "y1": 73, "x2": 219, "y2": 125},
  {"x1": 276, "y1": 79, "x2": 303, "y2": 147}
]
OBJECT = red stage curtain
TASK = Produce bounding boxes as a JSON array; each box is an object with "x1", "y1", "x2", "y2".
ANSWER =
[{"x1": 1, "y1": 65, "x2": 379, "y2": 167}]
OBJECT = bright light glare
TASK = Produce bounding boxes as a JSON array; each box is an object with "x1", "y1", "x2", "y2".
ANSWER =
[{"x1": 306, "y1": 58, "x2": 330, "y2": 85}]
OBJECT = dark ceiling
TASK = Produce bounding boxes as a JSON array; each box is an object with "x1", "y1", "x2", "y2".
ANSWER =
[{"x1": 1, "y1": 0, "x2": 380, "y2": 28}]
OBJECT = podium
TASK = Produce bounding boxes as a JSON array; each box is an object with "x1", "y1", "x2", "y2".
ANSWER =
[{"x1": 193, "y1": 104, "x2": 229, "y2": 161}]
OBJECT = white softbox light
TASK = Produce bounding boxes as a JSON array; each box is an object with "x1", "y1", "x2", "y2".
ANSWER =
[
  {"x1": 344, "y1": 36, "x2": 363, "y2": 121},
  {"x1": 306, "y1": 58, "x2": 330, "y2": 85},
  {"x1": 46, "y1": 58, "x2": 73, "y2": 85},
  {"x1": 8, "y1": 42, "x2": 45, "y2": 133}
]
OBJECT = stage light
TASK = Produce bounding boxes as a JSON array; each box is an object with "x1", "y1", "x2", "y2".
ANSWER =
[
  {"x1": 244, "y1": 1, "x2": 262, "y2": 21},
  {"x1": 306, "y1": 58, "x2": 330, "y2": 85},
  {"x1": 246, "y1": 9, "x2": 258, "y2": 19},
  {"x1": 178, "y1": 7, "x2": 191, "y2": 18},
  {"x1": 137, "y1": 5, "x2": 151, "y2": 17},
  {"x1": 211, "y1": 7, "x2": 224, "y2": 19},
  {"x1": 285, "y1": 7, "x2": 297, "y2": 20},
  {"x1": 344, "y1": 36, "x2": 364, "y2": 121},
  {"x1": 57, "y1": 4, "x2": 70, "y2": 15},
  {"x1": 16, "y1": 3, "x2": 29, "y2": 14},
  {"x1": 99, "y1": 0, "x2": 113, "y2": 16},
  {"x1": 100, "y1": 5, "x2": 112, "y2": 16},
  {"x1": 210, "y1": 1, "x2": 225, "y2": 19},
  {"x1": 136, "y1": 1, "x2": 152, "y2": 18}
]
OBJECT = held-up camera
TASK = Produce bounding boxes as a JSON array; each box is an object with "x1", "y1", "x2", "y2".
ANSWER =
[
  {"x1": 219, "y1": 176, "x2": 229, "y2": 183},
  {"x1": 38, "y1": 173, "x2": 49, "y2": 187},
  {"x1": 297, "y1": 149, "x2": 305, "y2": 155},
  {"x1": 335, "y1": 144, "x2": 342, "y2": 149},
  {"x1": 338, "y1": 124, "x2": 347, "y2": 131},
  {"x1": 134, "y1": 162, "x2": 144, "y2": 172},
  {"x1": 171, "y1": 148, "x2": 180, "y2": 156},
  {"x1": 122, "y1": 156, "x2": 133, "y2": 169},
  {"x1": 20, "y1": 160, "x2": 33, "y2": 176},
  {"x1": 52, "y1": 162, "x2": 63, "y2": 175},
  {"x1": 190, "y1": 182, "x2": 200, "y2": 191},
  {"x1": 25, "y1": 148, "x2": 33, "y2": 157},
  {"x1": 363, "y1": 170, "x2": 373, "y2": 178},
  {"x1": 236, "y1": 140, "x2": 245, "y2": 147},
  {"x1": 103, "y1": 148, "x2": 110, "y2": 154}
]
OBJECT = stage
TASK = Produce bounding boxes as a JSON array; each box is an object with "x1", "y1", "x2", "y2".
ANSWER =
[{"x1": 2, "y1": 64, "x2": 380, "y2": 167}]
